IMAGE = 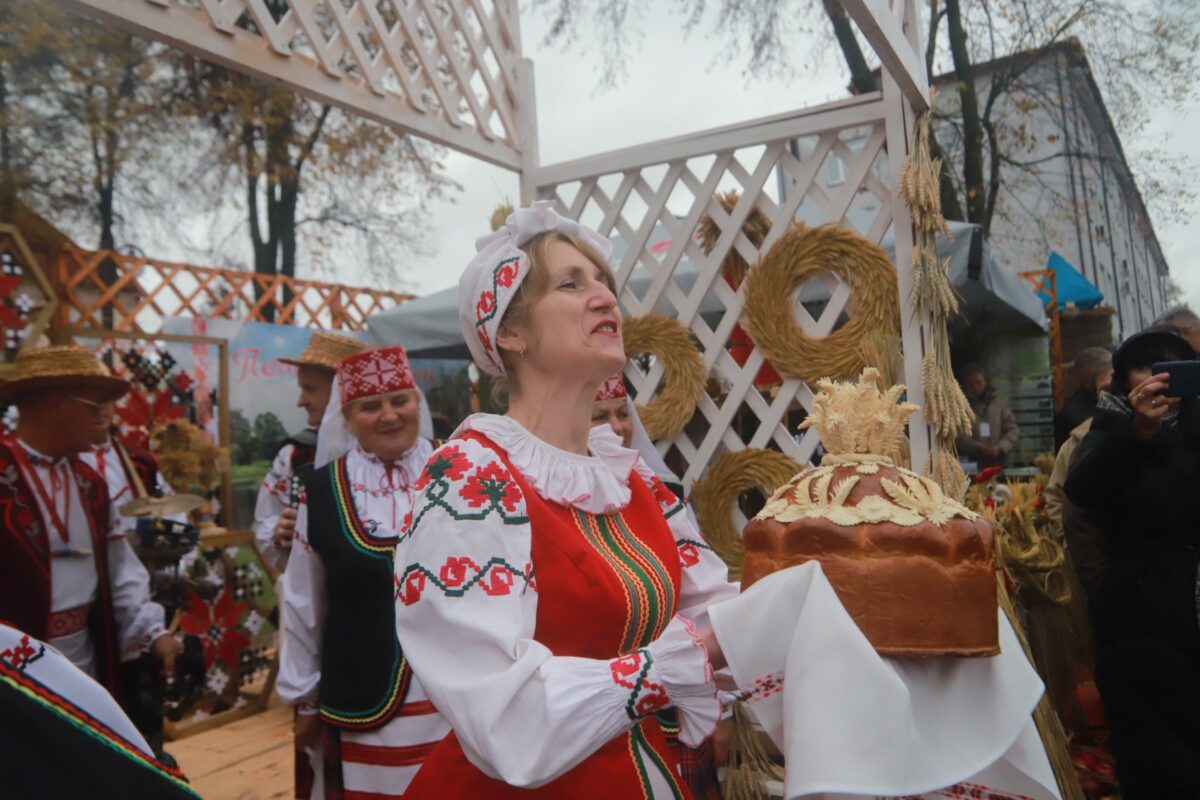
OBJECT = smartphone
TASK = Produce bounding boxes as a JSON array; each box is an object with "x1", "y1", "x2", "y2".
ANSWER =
[{"x1": 1151, "y1": 361, "x2": 1200, "y2": 397}]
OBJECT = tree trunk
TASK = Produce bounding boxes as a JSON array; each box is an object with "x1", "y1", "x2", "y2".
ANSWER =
[
  {"x1": 278, "y1": 173, "x2": 299, "y2": 318},
  {"x1": 821, "y1": 0, "x2": 879, "y2": 94},
  {"x1": 942, "y1": 0, "x2": 986, "y2": 224}
]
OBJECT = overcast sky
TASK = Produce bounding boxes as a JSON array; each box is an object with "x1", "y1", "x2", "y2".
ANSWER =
[{"x1": 150, "y1": 4, "x2": 1199, "y2": 314}]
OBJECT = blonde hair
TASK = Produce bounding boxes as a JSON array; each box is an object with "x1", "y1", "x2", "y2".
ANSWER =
[{"x1": 495, "y1": 231, "x2": 617, "y2": 387}]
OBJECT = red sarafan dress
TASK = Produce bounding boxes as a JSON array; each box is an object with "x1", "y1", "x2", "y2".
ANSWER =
[{"x1": 394, "y1": 415, "x2": 737, "y2": 798}]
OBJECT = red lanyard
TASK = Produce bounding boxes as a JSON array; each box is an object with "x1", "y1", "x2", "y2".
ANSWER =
[
  {"x1": 93, "y1": 445, "x2": 127, "y2": 502},
  {"x1": 10, "y1": 442, "x2": 73, "y2": 545}
]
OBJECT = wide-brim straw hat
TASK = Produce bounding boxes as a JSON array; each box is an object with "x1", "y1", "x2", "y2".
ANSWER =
[
  {"x1": 0, "y1": 345, "x2": 130, "y2": 402},
  {"x1": 278, "y1": 331, "x2": 369, "y2": 371}
]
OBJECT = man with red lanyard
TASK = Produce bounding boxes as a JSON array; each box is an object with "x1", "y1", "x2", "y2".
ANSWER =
[
  {"x1": 0, "y1": 346, "x2": 181, "y2": 696},
  {"x1": 81, "y1": 403, "x2": 177, "y2": 512}
]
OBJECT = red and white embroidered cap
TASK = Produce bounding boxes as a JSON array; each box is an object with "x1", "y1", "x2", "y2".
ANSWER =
[
  {"x1": 594, "y1": 372, "x2": 628, "y2": 402},
  {"x1": 336, "y1": 347, "x2": 416, "y2": 405},
  {"x1": 458, "y1": 200, "x2": 613, "y2": 377}
]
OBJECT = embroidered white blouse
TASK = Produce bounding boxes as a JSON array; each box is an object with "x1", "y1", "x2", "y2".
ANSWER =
[
  {"x1": 253, "y1": 439, "x2": 308, "y2": 576},
  {"x1": 16, "y1": 440, "x2": 167, "y2": 670},
  {"x1": 393, "y1": 414, "x2": 738, "y2": 788},
  {"x1": 278, "y1": 439, "x2": 435, "y2": 710}
]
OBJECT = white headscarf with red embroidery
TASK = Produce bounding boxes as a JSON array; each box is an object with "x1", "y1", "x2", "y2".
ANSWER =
[
  {"x1": 315, "y1": 346, "x2": 434, "y2": 468},
  {"x1": 459, "y1": 200, "x2": 614, "y2": 376}
]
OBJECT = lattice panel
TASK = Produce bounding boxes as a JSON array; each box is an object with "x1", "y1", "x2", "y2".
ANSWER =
[
  {"x1": 57, "y1": 244, "x2": 413, "y2": 332},
  {"x1": 535, "y1": 97, "x2": 898, "y2": 512},
  {"x1": 58, "y1": 0, "x2": 525, "y2": 168}
]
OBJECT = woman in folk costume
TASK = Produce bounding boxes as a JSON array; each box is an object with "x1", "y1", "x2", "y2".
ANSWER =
[
  {"x1": 592, "y1": 372, "x2": 730, "y2": 800},
  {"x1": 394, "y1": 201, "x2": 738, "y2": 798},
  {"x1": 278, "y1": 346, "x2": 449, "y2": 800}
]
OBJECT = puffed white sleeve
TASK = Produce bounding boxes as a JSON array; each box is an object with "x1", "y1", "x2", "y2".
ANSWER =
[
  {"x1": 394, "y1": 439, "x2": 720, "y2": 788},
  {"x1": 254, "y1": 445, "x2": 294, "y2": 575},
  {"x1": 106, "y1": 536, "x2": 168, "y2": 661},
  {"x1": 277, "y1": 502, "x2": 326, "y2": 711},
  {"x1": 634, "y1": 462, "x2": 739, "y2": 630}
]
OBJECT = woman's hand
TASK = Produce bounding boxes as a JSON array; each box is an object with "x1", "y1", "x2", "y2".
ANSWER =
[
  {"x1": 697, "y1": 626, "x2": 727, "y2": 671},
  {"x1": 294, "y1": 711, "x2": 321, "y2": 751},
  {"x1": 1129, "y1": 373, "x2": 1171, "y2": 440},
  {"x1": 710, "y1": 717, "x2": 735, "y2": 767}
]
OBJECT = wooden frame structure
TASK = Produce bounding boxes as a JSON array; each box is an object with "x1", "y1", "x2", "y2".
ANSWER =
[
  {"x1": 57, "y1": 244, "x2": 414, "y2": 334},
  {"x1": 57, "y1": 0, "x2": 936, "y2": 519},
  {"x1": 0, "y1": 224, "x2": 60, "y2": 377},
  {"x1": 1020, "y1": 269, "x2": 1066, "y2": 411}
]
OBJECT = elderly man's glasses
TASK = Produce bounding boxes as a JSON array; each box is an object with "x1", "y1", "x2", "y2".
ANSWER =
[{"x1": 69, "y1": 396, "x2": 106, "y2": 414}]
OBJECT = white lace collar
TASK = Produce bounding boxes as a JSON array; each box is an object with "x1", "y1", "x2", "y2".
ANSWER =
[{"x1": 453, "y1": 414, "x2": 640, "y2": 514}]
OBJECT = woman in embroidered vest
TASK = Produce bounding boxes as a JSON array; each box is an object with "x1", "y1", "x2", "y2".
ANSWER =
[
  {"x1": 279, "y1": 346, "x2": 450, "y2": 799},
  {"x1": 591, "y1": 371, "x2": 729, "y2": 800},
  {"x1": 394, "y1": 202, "x2": 738, "y2": 798}
]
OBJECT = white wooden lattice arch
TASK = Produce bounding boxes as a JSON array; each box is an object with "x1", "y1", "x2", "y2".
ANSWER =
[{"x1": 56, "y1": 0, "x2": 939, "y2": 500}]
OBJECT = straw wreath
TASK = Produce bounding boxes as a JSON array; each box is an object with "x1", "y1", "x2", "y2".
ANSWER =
[
  {"x1": 690, "y1": 447, "x2": 802, "y2": 578},
  {"x1": 742, "y1": 223, "x2": 900, "y2": 385},
  {"x1": 698, "y1": 190, "x2": 772, "y2": 286},
  {"x1": 622, "y1": 314, "x2": 707, "y2": 441}
]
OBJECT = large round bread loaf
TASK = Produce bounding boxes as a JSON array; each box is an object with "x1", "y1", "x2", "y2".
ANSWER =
[{"x1": 742, "y1": 460, "x2": 998, "y2": 657}]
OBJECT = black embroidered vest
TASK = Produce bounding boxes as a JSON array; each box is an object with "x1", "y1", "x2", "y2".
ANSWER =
[
  {"x1": 305, "y1": 456, "x2": 411, "y2": 730},
  {"x1": 0, "y1": 441, "x2": 119, "y2": 693}
]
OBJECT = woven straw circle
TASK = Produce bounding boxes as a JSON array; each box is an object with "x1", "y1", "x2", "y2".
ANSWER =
[
  {"x1": 278, "y1": 331, "x2": 368, "y2": 371},
  {"x1": 697, "y1": 190, "x2": 772, "y2": 286},
  {"x1": 691, "y1": 448, "x2": 802, "y2": 579},
  {"x1": 622, "y1": 314, "x2": 707, "y2": 441},
  {"x1": 743, "y1": 223, "x2": 900, "y2": 385}
]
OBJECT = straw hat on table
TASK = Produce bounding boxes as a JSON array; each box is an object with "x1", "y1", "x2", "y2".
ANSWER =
[
  {"x1": 278, "y1": 331, "x2": 369, "y2": 372},
  {"x1": 0, "y1": 345, "x2": 129, "y2": 402}
]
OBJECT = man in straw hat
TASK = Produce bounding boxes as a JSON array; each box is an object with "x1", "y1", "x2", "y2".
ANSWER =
[
  {"x1": 0, "y1": 345, "x2": 181, "y2": 695},
  {"x1": 255, "y1": 331, "x2": 368, "y2": 573}
]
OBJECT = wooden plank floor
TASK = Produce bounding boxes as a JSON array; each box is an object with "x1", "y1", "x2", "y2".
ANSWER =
[{"x1": 167, "y1": 702, "x2": 294, "y2": 800}]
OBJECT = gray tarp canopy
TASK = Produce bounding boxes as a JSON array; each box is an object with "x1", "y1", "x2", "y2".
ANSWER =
[{"x1": 368, "y1": 220, "x2": 1047, "y2": 357}]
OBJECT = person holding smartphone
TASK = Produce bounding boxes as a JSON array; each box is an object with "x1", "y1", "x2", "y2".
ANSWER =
[{"x1": 1064, "y1": 326, "x2": 1200, "y2": 799}]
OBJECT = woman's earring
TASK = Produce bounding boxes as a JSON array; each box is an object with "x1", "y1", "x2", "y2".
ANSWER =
[{"x1": 519, "y1": 346, "x2": 527, "y2": 357}]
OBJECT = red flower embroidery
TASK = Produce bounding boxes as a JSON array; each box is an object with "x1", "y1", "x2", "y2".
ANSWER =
[
  {"x1": 481, "y1": 563, "x2": 514, "y2": 596},
  {"x1": 478, "y1": 327, "x2": 494, "y2": 353},
  {"x1": 178, "y1": 589, "x2": 249, "y2": 670},
  {"x1": 610, "y1": 652, "x2": 645, "y2": 683},
  {"x1": 495, "y1": 261, "x2": 519, "y2": 288},
  {"x1": 460, "y1": 462, "x2": 523, "y2": 512},
  {"x1": 440, "y1": 556, "x2": 479, "y2": 589},
  {"x1": 398, "y1": 570, "x2": 427, "y2": 606},
  {"x1": 678, "y1": 542, "x2": 700, "y2": 567},
  {"x1": 476, "y1": 291, "x2": 496, "y2": 320},
  {"x1": 649, "y1": 476, "x2": 679, "y2": 508},
  {"x1": 633, "y1": 681, "x2": 670, "y2": 716},
  {"x1": 416, "y1": 445, "x2": 472, "y2": 490},
  {"x1": 401, "y1": 508, "x2": 413, "y2": 532},
  {"x1": 15, "y1": 508, "x2": 35, "y2": 531}
]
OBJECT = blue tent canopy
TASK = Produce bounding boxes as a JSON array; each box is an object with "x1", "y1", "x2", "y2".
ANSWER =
[{"x1": 1044, "y1": 251, "x2": 1103, "y2": 310}]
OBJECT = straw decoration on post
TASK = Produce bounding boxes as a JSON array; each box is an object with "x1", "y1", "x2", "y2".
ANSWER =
[{"x1": 901, "y1": 110, "x2": 973, "y2": 499}]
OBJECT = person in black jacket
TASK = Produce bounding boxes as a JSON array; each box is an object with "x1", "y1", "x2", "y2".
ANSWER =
[{"x1": 1064, "y1": 327, "x2": 1200, "y2": 799}]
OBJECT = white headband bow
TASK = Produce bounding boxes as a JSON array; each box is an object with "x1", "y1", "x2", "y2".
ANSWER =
[{"x1": 457, "y1": 201, "x2": 614, "y2": 376}]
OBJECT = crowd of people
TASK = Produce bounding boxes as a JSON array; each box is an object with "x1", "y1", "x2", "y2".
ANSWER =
[{"x1": 1, "y1": 202, "x2": 1198, "y2": 799}]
